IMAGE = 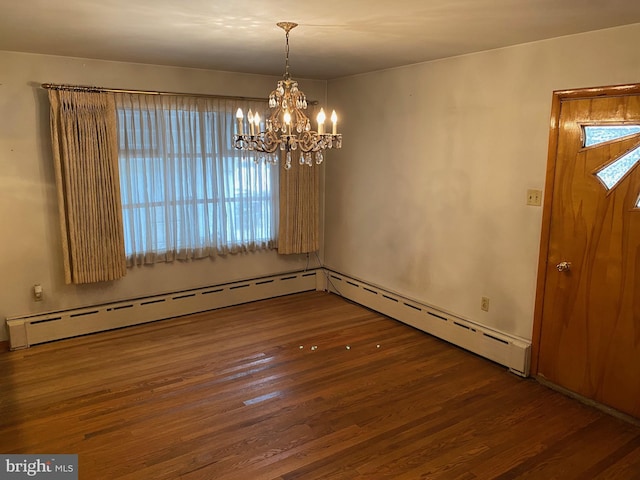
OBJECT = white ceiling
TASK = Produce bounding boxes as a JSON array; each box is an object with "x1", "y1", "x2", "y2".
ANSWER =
[{"x1": 2, "y1": 0, "x2": 640, "y2": 80}]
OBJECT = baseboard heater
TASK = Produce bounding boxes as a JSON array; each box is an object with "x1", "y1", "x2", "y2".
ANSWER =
[
  {"x1": 5, "y1": 267, "x2": 531, "y2": 377},
  {"x1": 6, "y1": 269, "x2": 321, "y2": 351},
  {"x1": 324, "y1": 270, "x2": 531, "y2": 377}
]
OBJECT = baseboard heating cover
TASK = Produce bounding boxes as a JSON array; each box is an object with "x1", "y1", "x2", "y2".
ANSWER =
[
  {"x1": 6, "y1": 269, "x2": 321, "y2": 351},
  {"x1": 325, "y1": 270, "x2": 531, "y2": 377}
]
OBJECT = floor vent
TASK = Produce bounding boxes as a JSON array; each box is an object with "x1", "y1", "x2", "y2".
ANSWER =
[
  {"x1": 6, "y1": 270, "x2": 320, "y2": 350},
  {"x1": 325, "y1": 270, "x2": 531, "y2": 377}
]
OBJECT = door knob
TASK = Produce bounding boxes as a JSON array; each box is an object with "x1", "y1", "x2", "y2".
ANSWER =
[{"x1": 556, "y1": 261, "x2": 572, "y2": 272}]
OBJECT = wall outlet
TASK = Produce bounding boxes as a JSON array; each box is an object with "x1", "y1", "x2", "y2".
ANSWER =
[
  {"x1": 481, "y1": 296, "x2": 490, "y2": 312},
  {"x1": 526, "y1": 189, "x2": 543, "y2": 206},
  {"x1": 33, "y1": 284, "x2": 43, "y2": 301}
]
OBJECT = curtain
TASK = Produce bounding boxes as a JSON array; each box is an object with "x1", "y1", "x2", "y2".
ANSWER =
[
  {"x1": 278, "y1": 158, "x2": 320, "y2": 254},
  {"x1": 115, "y1": 93, "x2": 278, "y2": 265},
  {"x1": 277, "y1": 105, "x2": 321, "y2": 254},
  {"x1": 48, "y1": 90, "x2": 127, "y2": 284}
]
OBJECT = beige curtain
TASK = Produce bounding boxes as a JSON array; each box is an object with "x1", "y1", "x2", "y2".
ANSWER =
[
  {"x1": 48, "y1": 89, "x2": 126, "y2": 284},
  {"x1": 278, "y1": 155, "x2": 320, "y2": 254}
]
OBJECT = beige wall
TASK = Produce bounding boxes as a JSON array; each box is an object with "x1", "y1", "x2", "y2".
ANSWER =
[
  {"x1": 324, "y1": 23, "x2": 640, "y2": 340},
  {"x1": 0, "y1": 51, "x2": 327, "y2": 342}
]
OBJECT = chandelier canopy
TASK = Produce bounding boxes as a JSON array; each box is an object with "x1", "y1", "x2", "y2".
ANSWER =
[{"x1": 233, "y1": 22, "x2": 342, "y2": 169}]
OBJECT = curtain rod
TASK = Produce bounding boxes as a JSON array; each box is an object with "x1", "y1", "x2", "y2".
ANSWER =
[
  {"x1": 40, "y1": 83, "x2": 270, "y2": 103},
  {"x1": 41, "y1": 83, "x2": 319, "y2": 105}
]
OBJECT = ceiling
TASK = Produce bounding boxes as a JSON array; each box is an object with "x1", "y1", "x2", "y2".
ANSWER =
[{"x1": 2, "y1": 0, "x2": 640, "y2": 80}]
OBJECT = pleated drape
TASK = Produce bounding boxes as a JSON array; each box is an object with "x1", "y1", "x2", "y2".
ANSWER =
[
  {"x1": 48, "y1": 90, "x2": 127, "y2": 284},
  {"x1": 277, "y1": 102, "x2": 322, "y2": 255},
  {"x1": 277, "y1": 157, "x2": 320, "y2": 254}
]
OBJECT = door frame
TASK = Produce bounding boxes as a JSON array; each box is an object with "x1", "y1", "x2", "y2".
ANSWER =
[{"x1": 530, "y1": 82, "x2": 640, "y2": 375}]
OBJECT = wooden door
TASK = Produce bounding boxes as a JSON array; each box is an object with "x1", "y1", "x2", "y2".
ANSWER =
[{"x1": 533, "y1": 85, "x2": 640, "y2": 419}]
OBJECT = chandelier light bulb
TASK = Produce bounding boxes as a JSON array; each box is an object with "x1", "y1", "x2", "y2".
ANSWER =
[
  {"x1": 247, "y1": 109, "x2": 255, "y2": 135},
  {"x1": 331, "y1": 110, "x2": 338, "y2": 135},
  {"x1": 317, "y1": 108, "x2": 326, "y2": 135},
  {"x1": 236, "y1": 108, "x2": 244, "y2": 135}
]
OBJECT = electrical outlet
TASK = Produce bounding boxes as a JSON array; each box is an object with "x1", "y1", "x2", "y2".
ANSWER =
[
  {"x1": 33, "y1": 284, "x2": 43, "y2": 301},
  {"x1": 526, "y1": 189, "x2": 543, "y2": 206},
  {"x1": 481, "y1": 296, "x2": 490, "y2": 312}
]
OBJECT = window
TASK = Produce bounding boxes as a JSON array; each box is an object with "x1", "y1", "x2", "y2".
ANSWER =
[
  {"x1": 115, "y1": 93, "x2": 278, "y2": 264},
  {"x1": 583, "y1": 125, "x2": 640, "y2": 147},
  {"x1": 583, "y1": 125, "x2": 640, "y2": 207},
  {"x1": 595, "y1": 145, "x2": 640, "y2": 190}
]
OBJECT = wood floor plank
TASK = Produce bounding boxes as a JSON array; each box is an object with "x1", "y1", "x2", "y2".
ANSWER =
[{"x1": 1, "y1": 291, "x2": 639, "y2": 479}]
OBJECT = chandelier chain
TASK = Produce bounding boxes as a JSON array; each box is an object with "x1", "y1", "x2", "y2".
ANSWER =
[
  {"x1": 277, "y1": 21, "x2": 297, "y2": 80},
  {"x1": 284, "y1": 29, "x2": 290, "y2": 80}
]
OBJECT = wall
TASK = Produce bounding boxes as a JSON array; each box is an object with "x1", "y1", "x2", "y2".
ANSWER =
[
  {"x1": 324, "y1": 23, "x2": 640, "y2": 341},
  {"x1": 0, "y1": 51, "x2": 327, "y2": 342}
]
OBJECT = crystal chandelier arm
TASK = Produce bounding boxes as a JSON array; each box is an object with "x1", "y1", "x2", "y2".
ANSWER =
[
  {"x1": 293, "y1": 109, "x2": 309, "y2": 133},
  {"x1": 297, "y1": 131, "x2": 341, "y2": 153},
  {"x1": 268, "y1": 105, "x2": 283, "y2": 132},
  {"x1": 233, "y1": 131, "x2": 280, "y2": 154}
]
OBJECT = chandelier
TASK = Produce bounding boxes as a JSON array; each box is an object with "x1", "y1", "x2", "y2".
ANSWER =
[{"x1": 233, "y1": 22, "x2": 342, "y2": 169}]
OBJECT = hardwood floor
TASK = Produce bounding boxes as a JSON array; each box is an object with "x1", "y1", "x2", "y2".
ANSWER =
[{"x1": 1, "y1": 291, "x2": 639, "y2": 479}]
